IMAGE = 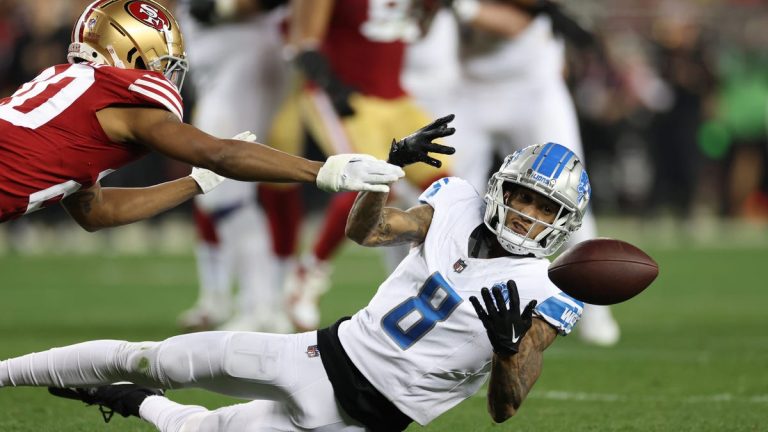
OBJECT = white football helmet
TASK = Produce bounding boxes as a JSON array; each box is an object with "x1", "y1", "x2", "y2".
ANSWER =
[
  {"x1": 484, "y1": 142, "x2": 591, "y2": 257},
  {"x1": 68, "y1": 0, "x2": 188, "y2": 89}
]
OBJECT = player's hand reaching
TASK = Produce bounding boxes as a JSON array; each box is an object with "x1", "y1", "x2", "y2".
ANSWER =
[
  {"x1": 387, "y1": 114, "x2": 456, "y2": 168},
  {"x1": 316, "y1": 154, "x2": 405, "y2": 193},
  {"x1": 470, "y1": 280, "x2": 537, "y2": 357}
]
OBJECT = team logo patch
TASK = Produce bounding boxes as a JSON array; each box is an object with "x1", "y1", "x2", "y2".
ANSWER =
[
  {"x1": 453, "y1": 259, "x2": 467, "y2": 273},
  {"x1": 491, "y1": 281, "x2": 510, "y2": 305},
  {"x1": 83, "y1": 17, "x2": 100, "y2": 43},
  {"x1": 577, "y1": 170, "x2": 591, "y2": 205},
  {"x1": 126, "y1": 1, "x2": 169, "y2": 31},
  {"x1": 305, "y1": 345, "x2": 320, "y2": 358}
]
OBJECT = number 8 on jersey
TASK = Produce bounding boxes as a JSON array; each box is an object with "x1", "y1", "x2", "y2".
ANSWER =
[{"x1": 382, "y1": 272, "x2": 463, "y2": 350}]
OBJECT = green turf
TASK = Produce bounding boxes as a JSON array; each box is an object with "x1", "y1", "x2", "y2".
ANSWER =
[{"x1": 1, "y1": 245, "x2": 767, "y2": 431}]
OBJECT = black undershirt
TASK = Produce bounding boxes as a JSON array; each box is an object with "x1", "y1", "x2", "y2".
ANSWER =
[{"x1": 317, "y1": 318, "x2": 413, "y2": 432}]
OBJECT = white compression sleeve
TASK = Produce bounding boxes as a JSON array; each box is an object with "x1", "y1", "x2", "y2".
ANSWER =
[{"x1": 0, "y1": 340, "x2": 160, "y2": 388}]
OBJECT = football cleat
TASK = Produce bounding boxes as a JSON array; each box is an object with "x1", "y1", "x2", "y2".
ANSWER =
[
  {"x1": 48, "y1": 383, "x2": 164, "y2": 423},
  {"x1": 577, "y1": 304, "x2": 620, "y2": 346}
]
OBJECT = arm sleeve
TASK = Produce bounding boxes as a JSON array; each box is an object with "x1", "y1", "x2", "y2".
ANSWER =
[{"x1": 534, "y1": 291, "x2": 584, "y2": 335}]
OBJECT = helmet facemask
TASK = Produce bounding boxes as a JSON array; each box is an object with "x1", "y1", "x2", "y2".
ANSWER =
[
  {"x1": 146, "y1": 26, "x2": 188, "y2": 89},
  {"x1": 483, "y1": 143, "x2": 590, "y2": 257}
]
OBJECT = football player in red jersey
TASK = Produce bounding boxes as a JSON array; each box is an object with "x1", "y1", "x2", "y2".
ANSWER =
[
  {"x1": 262, "y1": 0, "x2": 455, "y2": 331},
  {"x1": 0, "y1": 0, "x2": 410, "y2": 230}
]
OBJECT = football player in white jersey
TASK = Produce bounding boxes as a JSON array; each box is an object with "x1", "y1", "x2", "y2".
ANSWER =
[
  {"x1": 0, "y1": 120, "x2": 591, "y2": 431},
  {"x1": 437, "y1": 0, "x2": 620, "y2": 345},
  {"x1": 174, "y1": 0, "x2": 293, "y2": 332}
]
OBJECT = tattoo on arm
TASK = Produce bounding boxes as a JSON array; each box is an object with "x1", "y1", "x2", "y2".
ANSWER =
[
  {"x1": 347, "y1": 192, "x2": 433, "y2": 247},
  {"x1": 377, "y1": 214, "x2": 393, "y2": 239},
  {"x1": 487, "y1": 319, "x2": 557, "y2": 421},
  {"x1": 72, "y1": 191, "x2": 96, "y2": 215},
  {"x1": 364, "y1": 206, "x2": 432, "y2": 246}
]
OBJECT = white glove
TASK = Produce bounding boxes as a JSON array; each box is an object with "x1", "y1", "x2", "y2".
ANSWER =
[
  {"x1": 190, "y1": 167, "x2": 226, "y2": 194},
  {"x1": 189, "y1": 131, "x2": 257, "y2": 194},
  {"x1": 231, "y1": 130, "x2": 257, "y2": 143},
  {"x1": 316, "y1": 154, "x2": 406, "y2": 193}
]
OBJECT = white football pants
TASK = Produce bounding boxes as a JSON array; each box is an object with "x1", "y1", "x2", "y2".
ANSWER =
[{"x1": 0, "y1": 331, "x2": 365, "y2": 431}]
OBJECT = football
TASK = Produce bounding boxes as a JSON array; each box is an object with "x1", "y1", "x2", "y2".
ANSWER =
[{"x1": 548, "y1": 238, "x2": 659, "y2": 305}]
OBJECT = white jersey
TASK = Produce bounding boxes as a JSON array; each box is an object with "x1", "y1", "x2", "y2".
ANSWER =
[{"x1": 338, "y1": 177, "x2": 583, "y2": 425}]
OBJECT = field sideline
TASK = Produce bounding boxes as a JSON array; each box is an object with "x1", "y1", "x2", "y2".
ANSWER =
[{"x1": 1, "y1": 244, "x2": 767, "y2": 431}]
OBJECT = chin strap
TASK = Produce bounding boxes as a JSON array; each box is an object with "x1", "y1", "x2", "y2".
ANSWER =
[{"x1": 105, "y1": 45, "x2": 125, "y2": 68}]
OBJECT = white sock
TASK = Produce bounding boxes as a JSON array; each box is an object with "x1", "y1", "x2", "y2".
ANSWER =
[
  {"x1": 274, "y1": 257, "x2": 295, "y2": 291},
  {"x1": 140, "y1": 395, "x2": 208, "y2": 432},
  {"x1": 195, "y1": 242, "x2": 232, "y2": 306}
]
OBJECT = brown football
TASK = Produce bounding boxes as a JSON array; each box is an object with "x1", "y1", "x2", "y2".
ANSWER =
[{"x1": 548, "y1": 238, "x2": 659, "y2": 305}]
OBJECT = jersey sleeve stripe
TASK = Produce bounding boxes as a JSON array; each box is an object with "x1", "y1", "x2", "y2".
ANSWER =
[
  {"x1": 135, "y1": 76, "x2": 183, "y2": 114},
  {"x1": 128, "y1": 83, "x2": 183, "y2": 120},
  {"x1": 554, "y1": 292, "x2": 584, "y2": 311},
  {"x1": 141, "y1": 74, "x2": 183, "y2": 105},
  {"x1": 535, "y1": 294, "x2": 583, "y2": 335}
]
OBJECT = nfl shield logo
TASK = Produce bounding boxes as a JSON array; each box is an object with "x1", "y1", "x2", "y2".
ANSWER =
[
  {"x1": 305, "y1": 345, "x2": 320, "y2": 358},
  {"x1": 453, "y1": 259, "x2": 467, "y2": 273}
]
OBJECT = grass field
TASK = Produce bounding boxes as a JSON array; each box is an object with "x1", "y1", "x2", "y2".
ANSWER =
[{"x1": 1, "y1": 243, "x2": 767, "y2": 431}]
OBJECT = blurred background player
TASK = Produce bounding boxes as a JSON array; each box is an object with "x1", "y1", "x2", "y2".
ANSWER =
[
  {"x1": 426, "y1": 0, "x2": 620, "y2": 345},
  {"x1": 174, "y1": 0, "x2": 294, "y2": 332},
  {"x1": 261, "y1": 0, "x2": 454, "y2": 330}
]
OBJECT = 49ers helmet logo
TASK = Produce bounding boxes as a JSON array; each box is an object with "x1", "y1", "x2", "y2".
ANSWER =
[{"x1": 125, "y1": 1, "x2": 169, "y2": 31}]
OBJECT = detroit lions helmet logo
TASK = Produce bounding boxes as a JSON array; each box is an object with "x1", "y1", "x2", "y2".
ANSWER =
[{"x1": 577, "y1": 170, "x2": 591, "y2": 205}]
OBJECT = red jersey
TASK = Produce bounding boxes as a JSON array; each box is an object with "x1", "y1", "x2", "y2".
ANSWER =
[
  {"x1": 323, "y1": 0, "x2": 419, "y2": 99},
  {"x1": 0, "y1": 63, "x2": 183, "y2": 222}
]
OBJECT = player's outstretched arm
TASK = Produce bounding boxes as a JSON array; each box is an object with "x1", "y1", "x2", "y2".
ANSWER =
[
  {"x1": 345, "y1": 190, "x2": 434, "y2": 247},
  {"x1": 345, "y1": 115, "x2": 455, "y2": 246},
  {"x1": 62, "y1": 179, "x2": 200, "y2": 232},
  {"x1": 469, "y1": 281, "x2": 556, "y2": 422},
  {"x1": 108, "y1": 107, "x2": 323, "y2": 183},
  {"x1": 486, "y1": 318, "x2": 556, "y2": 422},
  {"x1": 98, "y1": 107, "x2": 403, "y2": 192}
]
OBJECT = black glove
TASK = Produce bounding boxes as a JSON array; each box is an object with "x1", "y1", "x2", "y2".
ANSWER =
[
  {"x1": 294, "y1": 49, "x2": 356, "y2": 117},
  {"x1": 188, "y1": 0, "x2": 217, "y2": 24},
  {"x1": 530, "y1": 1, "x2": 596, "y2": 48},
  {"x1": 188, "y1": 0, "x2": 287, "y2": 24},
  {"x1": 387, "y1": 114, "x2": 456, "y2": 168},
  {"x1": 470, "y1": 280, "x2": 537, "y2": 356}
]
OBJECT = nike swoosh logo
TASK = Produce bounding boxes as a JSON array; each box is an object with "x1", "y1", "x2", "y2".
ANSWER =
[{"x1": 510, "y1": 327, "x2": 520, "y2": 344}]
